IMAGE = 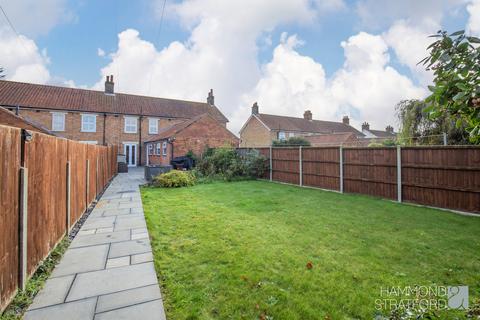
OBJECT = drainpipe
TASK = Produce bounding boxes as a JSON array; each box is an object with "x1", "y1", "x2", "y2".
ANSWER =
[{"x1": 138, "y1": 116, "x2": 143, "y2": 165}]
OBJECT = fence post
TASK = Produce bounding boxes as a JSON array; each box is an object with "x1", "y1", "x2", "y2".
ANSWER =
[
  {"x1": 339, "y1": 146, "x2": 344, "y2": 193},
  {"x1": 66, "y1": 161, "x2": 71, "y2": 231},
  {"x1": 397, "y1": 145, "x2": 402, "y2": 202},
  {"x1": 86, "y1": 159, "x2": 90, "y2": 207},
  {"x1": 18, "y1": 167, "x2": 28, "y2": 290},
  {"x1": 443, "y1": 132, "x2": 447, "y2": 146},
  {"x1": 269, "y1": 146, "x2": 272, "y2": 181},
  {"x1": 299, "y1": 146, "x2": 303, "y2": 186},
  {"x1": 96, "y1": 156, "x2": 99, "y2": 197}
]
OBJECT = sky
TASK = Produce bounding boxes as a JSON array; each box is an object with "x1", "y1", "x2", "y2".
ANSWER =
[{"x1": 0, "y1": 0, "x2": 479, "y2": 134}]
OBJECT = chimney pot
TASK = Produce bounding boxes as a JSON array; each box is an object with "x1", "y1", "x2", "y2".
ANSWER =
[
  {"x1": 104, "y1": 74, "x2": 114, "y2": 95},
  {"x1": 386, "y1": 125, "x2": 394, "y2": 133},
  {"x1": 207, "y1": 89, "x2": 215, "y2": 106},
  {"x1": 251, "y1": 102, "x2": 259, "y2": 115},
  {"x1": 342, "y1": 115, "x2": 349, "y2": 125},
  {"x1": 303, "y1": 110, "x2": 312, "y2": 121},
  {"x1": 361, "y1": 122, "x2": 370, "y2": 131}
]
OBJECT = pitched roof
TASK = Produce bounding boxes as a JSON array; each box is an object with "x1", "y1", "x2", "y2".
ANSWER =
[
  {"x1": 304, "y1": 132, "x2": 358, "y2": 146},
  {"x1": 255, "y1": 113, "x2": 364, "y2": 137},
  {"x1": 0, "y1": 107, "x2": 55, "y2": 135},
  {"x1": 145, "y1": 113, "x2": 238, "y2": 143},
  {"x1": 367, "y1": 129, "x2": 397, "y2": 138},
  {"x1": 0, "y1": 80, "x2": 228, "y2": 123}
]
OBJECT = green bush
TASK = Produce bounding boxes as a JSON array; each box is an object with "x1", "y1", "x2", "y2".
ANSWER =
[
  {"x1": 153, "y1": 170, "x2": 196, "y2": 188},
  {"x1": 195, "y1": 147, "x2": 267, "y2": 181},
  {"x1": 273, "y1": 136, "x2": 311, "y2": 146}
]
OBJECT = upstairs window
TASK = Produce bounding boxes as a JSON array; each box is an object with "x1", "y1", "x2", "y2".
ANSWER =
[
  {"x1": 124, "y1": 117, "x2": 137, "y2": 133},
  {"x1": 162, "y1": 141, "x2": 167, "y2": 156},
  {"x1": 51, "y1": 112, "x2": 65, "y2": 131},
  {"x1": 81, "y1": 114, "x2": 97, "y2": 132},
  {"x1": 278, "y1": 131, "x2": 286, "y2": 141},
  {"x1": 149, "y1": 118, "x2": 158, "y2": 134},
  {"x1": 156, "y1": 143, "x2": 161, "y2": 155}
]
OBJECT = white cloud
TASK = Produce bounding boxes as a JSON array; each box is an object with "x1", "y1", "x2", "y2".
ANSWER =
[
  {"x1": 0, "y1": 27, "x2": 51, "y2": 84},
  {"x1": 383, "y1": 20, "x2": 435, "y2": 85},
  {"x1": 0, "y1": 0, "x2": 74, "y2": 37},
  {"x1": 467, "y1": 0, "x2": 480, "y2": 35},
  {"x1": 243, "y1": 32, "x2": 427, "y2": 132},
  {"x1": 97, "y1": 48, "x2": 106, "y2": 57}
]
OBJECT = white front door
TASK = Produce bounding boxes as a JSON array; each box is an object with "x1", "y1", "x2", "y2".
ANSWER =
[{"x1": 124, "y1": 143, "x2": 138, "y2": 167}]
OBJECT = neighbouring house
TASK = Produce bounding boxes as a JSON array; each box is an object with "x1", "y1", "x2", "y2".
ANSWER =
[
  {"x1": 361, "y1": 122, "x2": 397, "y2": 139},
  {"x1": 145, "y1": 113, "x2": 239, "y2": 166},
  {"x1": 239, "y1": 102, "x2": 364, "y2": 147},
  {"x1": 0, "y1": 107, "x2": 54, "y2": 135},
  {"x1": 0, "y1": 78, "x2": 228, "y2": 166}
]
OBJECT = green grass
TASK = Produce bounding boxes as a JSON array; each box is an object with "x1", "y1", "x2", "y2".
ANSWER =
[
  {"x1": 1, "y1": 237, "x2": 70, "y2": 320},
  {"x1": 141, "y1": 181, "x2": 480, "y2": 319}
]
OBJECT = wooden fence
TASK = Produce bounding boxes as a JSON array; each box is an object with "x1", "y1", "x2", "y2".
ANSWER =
[
  {"x1": 242, "y1": 146, "x2": 480, "y2": 214},
  {"x1": 0, "y1": 125, "x2": 117, "y2": 312}
]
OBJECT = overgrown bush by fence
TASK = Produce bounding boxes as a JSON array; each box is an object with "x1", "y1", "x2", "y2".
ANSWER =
[
  {"x1": 0, "y1": 125, "x2": 117, "y2": 312},
  {"x1": 239, "y1": 146, "x2": 480, "y2": 214}
]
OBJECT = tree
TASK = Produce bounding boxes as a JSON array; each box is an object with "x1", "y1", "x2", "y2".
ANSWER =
[
  {"x1": 396, "y1": 99, "x2": 471, "y2": 145},
  {"x1": 272, "y1": 136, "x2": 311, "y2": 146},
  {"x1": 420, "y1": 30, "x2": 480, "y2": 143}
]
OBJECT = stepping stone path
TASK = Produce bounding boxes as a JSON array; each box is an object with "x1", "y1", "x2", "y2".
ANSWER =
[{"x1": 24, "y1": 168, "x2": 166, "y2": 320}]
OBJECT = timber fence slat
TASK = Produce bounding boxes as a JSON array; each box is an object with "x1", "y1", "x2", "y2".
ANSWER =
[
  {"x1": 250, "y1": 145, "x2": 480, "y2": 214},
  {"x1": 0, "y1": 125, "x2": 117, "y2": 312}
]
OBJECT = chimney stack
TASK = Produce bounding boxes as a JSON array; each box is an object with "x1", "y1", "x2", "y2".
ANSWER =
[
  {"x1": 342, "y1": 115, "x2": 350, "y2": 125},
  {"x1": 303, "y1": 110, "x2": 312, "y2": 121},
  {"x1": 386, "y1": 125, "x2": 394, "y2": 133},
  {"x1": 361, "y1": 122, "x2": 370, "y2": 131},
  {"x1": 104, "y1": 75, "x2": 114, "y2": 95},
  {"x1": 251, "y1": 102, "x2": 259, "y2": 115},
  {"x1": 207, "y1": 89, "x2": 215, "y2": 106}
]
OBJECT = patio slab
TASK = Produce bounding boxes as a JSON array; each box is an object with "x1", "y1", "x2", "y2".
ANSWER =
[{"x1": 25, "y1": 167, "x2": 166, "y2": 319}]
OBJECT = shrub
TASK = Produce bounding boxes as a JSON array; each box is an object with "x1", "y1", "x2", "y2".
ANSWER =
[
  {"x1": 195, "y1": 147, "x2": 267, "y2": 181},
  {"x1": 153, "y1": 170, "x2": 196, "y2": 188},
  {"x1": 273, "y1": 136, "x2": 311, "y2": 146}
]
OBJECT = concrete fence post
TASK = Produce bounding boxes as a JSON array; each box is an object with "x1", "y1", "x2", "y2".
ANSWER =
[
  {"x1": 269, "y1": 146, "x2": 272, "y2": 181},
  {"x1": 19, "y1": 167, "x2": 28, "y2": 290},
  {"x1": 397, "y1": 145, "x2": 402, "y2": 202},
  {"x1": 86, "y1": 159, "x2": 90, "y2": 207},
  {"x1": 66, "y1": 161, "x2": 71, "y2": 231},
  {"x1": 339, "y1": 146, "x2": 344, "y2": 193},
  {"x1": 299, "y1": 146, "x2": 303, "y2": 186}
]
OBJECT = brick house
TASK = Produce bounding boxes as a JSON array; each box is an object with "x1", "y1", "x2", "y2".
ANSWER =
[
  {"x1": 239, "y1": 102, "x2": 364, "y2": 147},
  {"x1": 145, "y1": 113, "x2": 239, "y2": 166},
  {"x1": 0, "y1": 107, "x2": 54, "y2": 135},
  {"x1": 361, "y1": 122, "x2": 397, "y2": 139},
  {"x1": 0, "y1": 78, "x2": 228, "y2": 166}
]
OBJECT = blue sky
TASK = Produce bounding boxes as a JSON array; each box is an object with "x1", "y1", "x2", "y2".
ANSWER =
[{"x1": 1, "y1": 0, "x2": 479, "y2": 132}]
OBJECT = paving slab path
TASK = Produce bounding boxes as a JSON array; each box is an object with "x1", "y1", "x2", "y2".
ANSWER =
[{"x1": 24, "y1": 168, "x2": 166, "y2": 320}]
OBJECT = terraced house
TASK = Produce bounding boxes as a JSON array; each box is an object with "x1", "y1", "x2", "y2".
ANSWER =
[{"x1": 0, "y1": 77, "x2": 229, "y2": 166}]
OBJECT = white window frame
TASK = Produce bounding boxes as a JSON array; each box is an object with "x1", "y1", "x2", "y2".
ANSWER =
[
  {"x1": 162, "y1": 141, "x2": 167, "y2": 156},
  {"x1": 148, "y1": 144, "x2": 154, "y2": 155},
  {"x1": 148, "y1": 118, "x2": 158, "y2": 134},
  {"x1": 80, "y1": 141, "x2": 98, "y2": 145},
  {"x1": 278, "y1": 131, "x2": 286, "y2": 140},
  {"x1": 156, "y1": 143, "x2": 161, "y2": 155},
  {"x1": 289, "y1": 132, "x2": 295, "y2": 138},
  {"x1": 51, "y1": 112, "x2": 65, "y2": 132},
  {"x1": 81, "y1": 114, "x2": 97, "y2": 132},
  {"x1": 124, "y1": 116, "x2": 138, "y2": 133}
]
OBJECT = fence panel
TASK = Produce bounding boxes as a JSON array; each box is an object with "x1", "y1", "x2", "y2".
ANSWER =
[
  {"x1": 402, "y1": 147, "x2": 480, "y2": 212},
  {"x1": 272, "y1": 147, "x2": 300, "y2": 185},
  {"x1": 343, "y1": 148, "x2": 397, "y2": 200},
  {"x1": 302, "y1": 147, "x2": 340, "y2": 191},
  {"x1": 87, "y1": 144, "x2": 97, "y2": 204},
  {"x1": 68, "y1": 141, "x2": 88, "y2": 225},
  {"x1": 25, "y1": 133, "x2": 68, "y2": 276},
  {"x1": 0, "y1": 126, "x2": 21, "y2": 311}
]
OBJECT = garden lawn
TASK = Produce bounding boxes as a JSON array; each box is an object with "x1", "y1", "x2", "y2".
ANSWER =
[{"x1": 141, "y1": 181, "x2": 480, "y2": 319}]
